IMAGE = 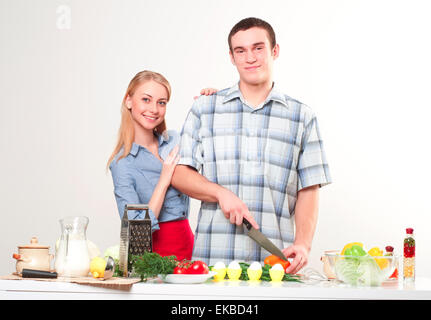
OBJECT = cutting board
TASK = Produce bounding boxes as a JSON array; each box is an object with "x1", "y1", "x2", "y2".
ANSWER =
[{"x1": 0, "y1": 273, "x2": 142, "y2": 290}]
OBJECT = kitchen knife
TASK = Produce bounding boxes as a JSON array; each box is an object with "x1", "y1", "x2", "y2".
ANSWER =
[
  {"x1": 243, "y1": 218, "x2": 288, "y2": 261},
  {"x1": 21, "y1": 269, "x2": 58, "y2": 279}
]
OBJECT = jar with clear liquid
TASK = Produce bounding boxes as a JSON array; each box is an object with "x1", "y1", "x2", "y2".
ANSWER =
[{"x1": 54, "y1": 216, "x2": 90, "y2": 277}]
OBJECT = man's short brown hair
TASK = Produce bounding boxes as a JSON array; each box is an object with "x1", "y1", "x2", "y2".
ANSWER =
[{"x1": 228, "y1": 17, "x2": 276, "y2": 52}]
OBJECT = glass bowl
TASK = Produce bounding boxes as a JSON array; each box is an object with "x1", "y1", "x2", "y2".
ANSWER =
[{"x1": 323, "y1": 252, "x2": 398, "y2": 286}]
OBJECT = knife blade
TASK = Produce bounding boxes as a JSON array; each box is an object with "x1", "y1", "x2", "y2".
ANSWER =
[{"x1": 243, "y1": 218, "x2": 288, "y2": 261}]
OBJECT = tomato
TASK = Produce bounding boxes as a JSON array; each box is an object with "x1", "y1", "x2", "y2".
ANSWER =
[
  {"x1": 173, "y1": 266, "x2": 188, "y2": 274},
  {"x1": 263, "y1": 255, "x2": 290, "y2": 272},
  {"x1": 187, "y1": 261, "x2": 209, "y2": 274}
]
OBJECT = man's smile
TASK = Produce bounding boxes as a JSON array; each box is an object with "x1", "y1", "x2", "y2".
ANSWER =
[{"x1": 245, "y1": 65, "x2": 260, "y2": 71}]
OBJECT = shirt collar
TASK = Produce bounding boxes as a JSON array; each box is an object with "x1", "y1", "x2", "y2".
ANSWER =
[
  {"x1": 222, "y1": 82, "x2": 289, "y2": 109},
  {"x1": 129, "y1": 132, "x2": 169, "y2": 157}
]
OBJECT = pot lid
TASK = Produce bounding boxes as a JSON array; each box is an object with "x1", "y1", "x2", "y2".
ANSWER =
[{"x1": 18, "y1": 237, "x2": 50, "y2": 249}]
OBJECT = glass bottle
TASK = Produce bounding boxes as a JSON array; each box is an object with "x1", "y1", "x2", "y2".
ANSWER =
[
  {"x1": 385, "y1": 245, "x2": 398, "y2": 280},
  {"x1": 403, "y1": 228, "x2": 415, "y2": 282}
]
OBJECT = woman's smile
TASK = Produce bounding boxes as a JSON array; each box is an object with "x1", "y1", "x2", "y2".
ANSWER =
[{"x1": 142, "y1": 114, "x2": 158, "y2": 122}]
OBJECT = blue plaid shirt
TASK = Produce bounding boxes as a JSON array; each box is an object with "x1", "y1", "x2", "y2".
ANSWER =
[{"x1": 179, "y1": 83, "x2": 332, "y2": 265}]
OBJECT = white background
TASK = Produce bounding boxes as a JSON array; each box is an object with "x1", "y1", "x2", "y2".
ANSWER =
[{"x1": 1, "y1": 0, "x2": 430, "y2": 278}]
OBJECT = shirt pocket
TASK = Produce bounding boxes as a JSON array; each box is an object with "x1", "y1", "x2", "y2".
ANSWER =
[
  {"x1": 262, "y1": 129, "x2": 300, "y2": 180},
  {"x1": 210, "y1": 128, "x2": 240, "y2": 161},
  {"x1": 200, "y1": 128, "x2": 241, "y2": 183}
]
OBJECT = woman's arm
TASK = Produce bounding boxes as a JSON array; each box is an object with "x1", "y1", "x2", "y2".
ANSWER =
[{"x1": 147, "y1": 146, "x2": 180, "y2": 217}]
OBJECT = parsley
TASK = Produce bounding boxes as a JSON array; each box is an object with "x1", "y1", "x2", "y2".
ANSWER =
[{"x1": 130, "y1": 252, "x2": 178, "y2": 281}]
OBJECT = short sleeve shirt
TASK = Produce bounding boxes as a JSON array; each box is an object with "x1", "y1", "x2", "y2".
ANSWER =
[
  {"x1": 178, "y1": 83, "x2": 332, "y2": 265},
  {"x1": 110, "y1": 130, "x2": 189, "y2": 232}
]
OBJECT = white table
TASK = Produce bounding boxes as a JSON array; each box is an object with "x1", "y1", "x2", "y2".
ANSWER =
[{"x1": 1, "y1": 277, "x2": 430, "y2": 300}]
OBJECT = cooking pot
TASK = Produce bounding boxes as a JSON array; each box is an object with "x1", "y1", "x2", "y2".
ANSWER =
[{"x1": 12, "y1": 237, "x2": 54, "y2": 274}]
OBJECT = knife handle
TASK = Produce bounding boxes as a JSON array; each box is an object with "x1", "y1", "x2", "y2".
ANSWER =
[
  {"x1": 22, "y1": 269, "x2": 58, "y2": 279},
  {"x1": 243, "y1": 217, "x2": 253, "y2": 229}
]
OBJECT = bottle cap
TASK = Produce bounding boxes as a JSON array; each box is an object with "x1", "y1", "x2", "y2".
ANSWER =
[
  {"x1": 385, "y1": 246, "x2": 394, "y2": 252},
  {"x1": 406, "y1": 228, "x2": 414, "y2": 234}
]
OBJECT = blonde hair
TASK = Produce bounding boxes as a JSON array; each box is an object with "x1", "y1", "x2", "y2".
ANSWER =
[{"x1": 107, "y1": 70, "x2": 171, "y2": 169}]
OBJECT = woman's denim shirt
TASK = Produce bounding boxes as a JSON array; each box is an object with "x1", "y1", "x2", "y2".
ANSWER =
[{"x1": 109, "y1": 130, "x2": 189, "y2": 232}]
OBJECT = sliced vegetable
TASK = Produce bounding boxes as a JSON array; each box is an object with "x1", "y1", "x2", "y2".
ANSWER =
[{"x1": 263, "y1": 255, "x2": 291, "y2": 272}]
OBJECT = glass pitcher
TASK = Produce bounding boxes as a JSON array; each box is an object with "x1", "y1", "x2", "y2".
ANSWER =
[{"x1": 54, "y1": 216, "x2": 90, "y2": 277}]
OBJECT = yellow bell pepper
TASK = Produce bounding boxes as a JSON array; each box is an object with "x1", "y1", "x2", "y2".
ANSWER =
[{"x1": 368, "y1": 247, "x2": 389, "y2": 269}]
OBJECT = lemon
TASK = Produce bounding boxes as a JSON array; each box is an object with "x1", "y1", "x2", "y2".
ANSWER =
[
  {"x1": 341, "y1": 242, "x2": 363, "y2": 255},
  {"x1": 90, "y1": 257, "x2": 106, "y2": 278}
]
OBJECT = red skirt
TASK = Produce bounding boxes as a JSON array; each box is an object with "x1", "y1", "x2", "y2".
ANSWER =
[{"x1": 152, "y1": 219, "x2": 194, "y2": 261}]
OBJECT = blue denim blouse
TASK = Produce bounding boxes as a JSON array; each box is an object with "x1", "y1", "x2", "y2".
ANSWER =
[{"x1": 109, "y1": 130, "x2": 189, "y2": 232}]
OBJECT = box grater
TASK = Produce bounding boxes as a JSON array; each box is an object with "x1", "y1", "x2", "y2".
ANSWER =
[{"x1": 119, "y1": 204, "x2": 152, "y2": 277}]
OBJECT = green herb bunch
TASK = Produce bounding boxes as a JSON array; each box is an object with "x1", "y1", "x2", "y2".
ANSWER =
[{"x1": 130, "y1": 252, "x2": 178, "y2": 281}]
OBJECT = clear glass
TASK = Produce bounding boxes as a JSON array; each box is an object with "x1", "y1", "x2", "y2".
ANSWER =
[
  {"x1": 323, "y1": 253, "x2": 399, "y2": 286},
  {"x1": 54, "y1": 216, "x2": 90, "y2": 277}
]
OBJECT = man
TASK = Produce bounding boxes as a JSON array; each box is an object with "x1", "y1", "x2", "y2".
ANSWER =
[{"x1": 171, "y1": 17, "x2": 331, "y2": 274}]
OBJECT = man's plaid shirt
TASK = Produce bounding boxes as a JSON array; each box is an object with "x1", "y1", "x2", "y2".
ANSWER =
[{"x1": 178, "y1": 83, "x2": 332, "y2": 265}]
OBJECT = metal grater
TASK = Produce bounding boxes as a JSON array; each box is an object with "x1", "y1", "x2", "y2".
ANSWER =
[{"x1": 119, "y1": 204, "x2": 152, "y2": 277}]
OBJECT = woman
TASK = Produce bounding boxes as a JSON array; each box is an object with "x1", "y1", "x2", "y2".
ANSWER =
[{"x1": 107, "y1": 70, "x2": 215, "y2": 261}]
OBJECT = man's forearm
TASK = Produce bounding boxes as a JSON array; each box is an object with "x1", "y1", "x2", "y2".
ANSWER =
[
  {"x1": 294, "y1": 185, "x2": 320, "y2": 252},
  {"x1": 171, "y1": 165, "x2": 221, "y2": 202}
]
